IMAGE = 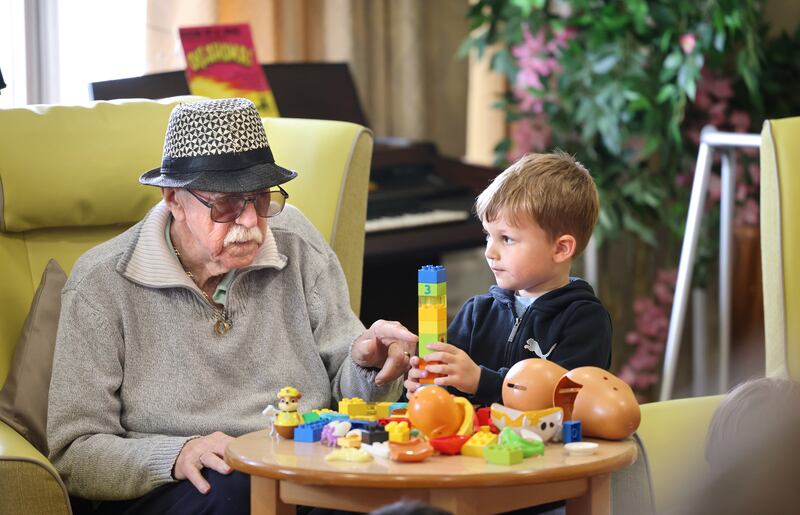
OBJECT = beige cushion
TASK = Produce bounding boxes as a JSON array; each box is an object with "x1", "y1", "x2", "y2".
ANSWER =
[{"x1": 0, "y1": 259, "x2": 66, "y2": 455}]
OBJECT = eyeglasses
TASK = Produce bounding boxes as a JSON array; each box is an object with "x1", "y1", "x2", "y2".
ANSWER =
[{"x1": 186, "y1": 187, "x2": 289, "y2": 223}]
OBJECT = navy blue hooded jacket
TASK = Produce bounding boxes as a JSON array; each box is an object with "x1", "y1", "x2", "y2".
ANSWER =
[{"x1": 447, "y1": 278, "x2": 612, "y2": 406}]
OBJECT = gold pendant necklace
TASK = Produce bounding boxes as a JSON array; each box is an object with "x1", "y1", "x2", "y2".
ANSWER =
[{"x1": 173, "y1": 247, "x2": 232, "y2": 336}]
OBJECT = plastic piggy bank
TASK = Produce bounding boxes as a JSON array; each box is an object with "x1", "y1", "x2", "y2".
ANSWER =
[
  {"x1": 502, "y1": 358, "x2": 567, "y2": 411},
  {"x1": 553, "y1": 367, "x2": 640, "y2": 440},
  {"x1": 407, "y1": 385, "x2": 475, "y2": 439}
]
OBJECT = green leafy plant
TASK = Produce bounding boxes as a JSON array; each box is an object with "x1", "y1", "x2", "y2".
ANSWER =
[{"x1": 462, "y1": 0, "x2": 763, "y2": 246}]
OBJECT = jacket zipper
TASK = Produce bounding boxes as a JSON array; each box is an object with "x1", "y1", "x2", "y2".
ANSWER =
[
  {"x1": 507, "y1": 317, "x2": 522, "y2": 345},
  {"x1": 505, "y1": 303, "x2": 532, "y2": 364}
]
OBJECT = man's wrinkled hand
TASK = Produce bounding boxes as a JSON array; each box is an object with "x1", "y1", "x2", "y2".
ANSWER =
[
  {"x1": 173, "y1": 431, "x2": 233, "y2": 494},
  {"x1": 351, "y1": 319, "x2": 418, "y2": 386}
]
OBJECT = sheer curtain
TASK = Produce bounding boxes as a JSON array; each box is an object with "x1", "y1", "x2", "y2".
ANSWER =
[{"x1": 145, "y1": 0, "x2": 469, "y2": 157}]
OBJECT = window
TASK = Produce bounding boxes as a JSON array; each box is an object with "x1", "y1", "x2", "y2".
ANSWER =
[
  {"x1": 0, "y1": 0, "x2": 28, "y2": 108},
  {"x1": 0, "y1": 0, "x2": 147, "y2": 107},
  {"x1": 57, "y1": 0, "x2": 147, "y2": 103}
]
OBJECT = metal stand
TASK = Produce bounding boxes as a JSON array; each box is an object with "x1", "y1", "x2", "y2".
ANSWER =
[{"x1": 659, "y1": 127, "x2": 760, "y2": 401}]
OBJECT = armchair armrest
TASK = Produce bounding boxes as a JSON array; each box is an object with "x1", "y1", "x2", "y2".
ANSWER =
[{"x1": 0, "y1": 420, "x2": 71, "y2": 515}]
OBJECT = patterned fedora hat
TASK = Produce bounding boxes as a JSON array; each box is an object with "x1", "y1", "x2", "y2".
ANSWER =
[{"x1": 140, "y1": 98, "x2": 297, "y2": 192}]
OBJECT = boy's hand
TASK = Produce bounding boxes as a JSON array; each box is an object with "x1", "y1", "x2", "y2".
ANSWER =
[
  {"x1": 404, "y1": 355, "x2": 425, "y2": 394},
  {"x1": 417, "y1": 342, "x2": 482, "y2": 395}
]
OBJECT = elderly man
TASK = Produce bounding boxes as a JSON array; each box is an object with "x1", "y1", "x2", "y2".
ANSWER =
[{"x1": 47, "y1": 98, "x2": 417, "y2": 514}]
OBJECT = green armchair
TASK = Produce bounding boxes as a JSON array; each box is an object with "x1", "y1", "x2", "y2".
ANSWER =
[{"x1": 0, "y1": 98, "x2": 373, "y2": 513}]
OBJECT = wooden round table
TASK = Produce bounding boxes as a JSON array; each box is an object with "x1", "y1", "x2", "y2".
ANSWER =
[{"x1": 226, "y1": 430, "x2": 637, "y2": 515}]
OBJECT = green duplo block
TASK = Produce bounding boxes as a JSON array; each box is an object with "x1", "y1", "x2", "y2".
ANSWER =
[
  {"x1": 302, "y1": 412, "x2": 321, "y2": 424},
  {"x1": 418, "y1": 282, "x2": 447, "y2": 296},
  {"x1": 483, "y1": 444, "x2": 524, "y2": 465},
  {"x1": 418, "y1": 332, "x2": 446, "y2": 358}
]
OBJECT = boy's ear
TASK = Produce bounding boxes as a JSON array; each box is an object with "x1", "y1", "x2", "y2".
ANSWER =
[{"x1": 553, "y1": 234, "x2": 576, "y2": 263}]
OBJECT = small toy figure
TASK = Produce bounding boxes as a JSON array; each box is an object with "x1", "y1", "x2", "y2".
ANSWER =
[
  {"x1": 261, "y1": 404, "x2": 278, "y2": 438},
  {"x1": 274, "y1": 386, "x2": 305, "y2": 439},
  {"x1": 490, "y1": 404, "x2": 563, "y2": 442},
  {"x1": 337, "y1": 429, "x2": 363, "y2": 449},
  {"x1": 320, "y1": 420, "x2": 351, "y2": 447}
]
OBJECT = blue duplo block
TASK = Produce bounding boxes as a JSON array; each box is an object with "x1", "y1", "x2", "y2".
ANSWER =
[
  {"x1": 418, "y1": 265, "x2": 447, "y2": 284},
  {"x1": 562, "y1": 420, "x2": 582, "y2": 443},
  {"x1": 294, "y1": 421, "x2": 327, "y2": 442},
  {"x1": 319, "y1": 412, "x2": 349, "y2": 422}
]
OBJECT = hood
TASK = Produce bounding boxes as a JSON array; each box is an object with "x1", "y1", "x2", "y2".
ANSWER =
[{"x1": 489, "y1": 278, "x2": 600, "y2": 315}]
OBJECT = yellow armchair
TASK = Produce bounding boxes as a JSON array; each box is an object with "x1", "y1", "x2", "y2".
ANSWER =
[
  {"x1": 760, "y1": 116, "x2": 800, "y2": 380},
  {"x1": 0, "y1": 98, "x2": 372, "y2": 513},
  {"x1": 633, "y1": 116, "x2": 800, "y2": 514}
]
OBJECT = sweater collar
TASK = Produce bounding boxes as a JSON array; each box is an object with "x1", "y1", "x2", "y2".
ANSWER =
[{"x1": 118, "y1": 201, "x2": 287, "y2": 291}]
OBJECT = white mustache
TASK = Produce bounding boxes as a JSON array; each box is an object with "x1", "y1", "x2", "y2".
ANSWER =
[{"x1": 223, "y1": 225, "x2": 263, "y2": 247}]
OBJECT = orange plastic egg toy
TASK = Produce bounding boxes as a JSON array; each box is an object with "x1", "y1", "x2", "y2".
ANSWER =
[
  {"x1": 553, "y1": 366, "x2": 641, "y2": 440},
  {"x1": 502, "y1": 358, "x2": 567, "y2": 411},
  {"x1": 407, "y1": 385, "x2": 462, "y2": 438}
]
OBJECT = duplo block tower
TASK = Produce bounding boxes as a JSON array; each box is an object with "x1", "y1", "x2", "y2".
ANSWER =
[{"x1": 418, "y1": 265, "x2": 447, "y2": 384}]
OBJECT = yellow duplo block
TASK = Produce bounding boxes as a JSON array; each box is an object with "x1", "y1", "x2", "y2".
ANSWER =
[
  {"x1": 461, "y1": 428, "x2": 498, "y2": 457},
  {"x1": 374, "y1": 402, "x2": 393, "y2": 419},
  {"x1": 419, "y1": 319, "x2": 448, "y2": 335},
  {"x1": 339, "y1": 398, "x2": 367, "y2": 416},
  {"x1": 418, "y1": 305, "x2": 447, "y2": 322},
  {"x1": 350, "y1": 415, "x2": 378, "y2": 422},
  {"x1": 386, "y1": 421, "x2": 410, "y2": 443}
]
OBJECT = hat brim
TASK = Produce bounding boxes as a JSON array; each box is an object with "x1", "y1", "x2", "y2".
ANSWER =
[{"x1": 139, "y1": 162, "x2": 297, "y2": 193}]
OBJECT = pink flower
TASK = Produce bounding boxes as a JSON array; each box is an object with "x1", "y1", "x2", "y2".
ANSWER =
[
  {"x1": 736, "y1": 183, "x2": 751, "y2": 202},
  {"x1": 708, "y1": 102, "x2": 727, "y2": 127},
  {"x1": 656, "y1": 269, "x2": 677, "y2": 287},
  {"x1": 511, "y1": 25, "x2": 571, "y2": 115},
  {"x1": 653, "y1": 283, "x2": 673, "y2": 305},
  {"x1": 735, "y1": 198, "x2": 759, "y2": 226},
  {"x1": 676, "y1": 173, "x2": 692, "y2": 188},
  {"x1": 730, "y1": 110, "x2": 751, "y2": 133},
  {"x1": 700, "y1": 69, "x2": 734, "y2": 99},
  {"x1": 748, "y1": 163, "x2": 760, "y2": 186},
  {"x1": 679, "y1": 33, "x2": 696, "y2": 54},
  {"x1": 707, "y1": 173, "x2": 721, "y2": 204},
  {"x1": 507, "y1": 115, "x2": 551, "y2": 162},
  {"x1": 514, "y1": 87, "x2": 545, "y2": 113},
  {"x1": 695, "y1": 89, "x2": 712, "y2": 110},
  {"x1": 625, "y1": 332, "x2": 640, "y2": 345}
]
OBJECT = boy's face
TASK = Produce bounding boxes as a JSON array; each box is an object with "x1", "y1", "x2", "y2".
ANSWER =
[{"x1": 483, "y1": 211, "x2": 572, "y2": 297}]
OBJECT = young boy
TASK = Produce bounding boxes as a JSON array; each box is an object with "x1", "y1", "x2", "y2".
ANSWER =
[{"x1": 405, "y1": 152, "x2": 612, "y2": 405}]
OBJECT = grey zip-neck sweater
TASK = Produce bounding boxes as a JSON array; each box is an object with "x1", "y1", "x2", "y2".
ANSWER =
[{"x1": 47, "y1": 202, "x2": 401, "y2": 500}]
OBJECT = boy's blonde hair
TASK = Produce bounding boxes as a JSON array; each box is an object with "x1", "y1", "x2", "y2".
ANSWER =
[{"x1": 475, "y1": 152, "x2": 599, "y2": 257}]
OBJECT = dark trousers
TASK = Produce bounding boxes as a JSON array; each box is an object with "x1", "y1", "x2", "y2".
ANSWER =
[{"x1": 72, "y1": 469, "x2": 250, "y2": 515}]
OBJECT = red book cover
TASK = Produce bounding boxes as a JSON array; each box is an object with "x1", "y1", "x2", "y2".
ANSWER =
[{"x1": 179, "y1": 23, "x2": 279, "y2": 117}]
